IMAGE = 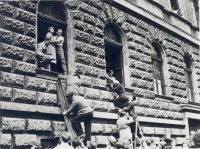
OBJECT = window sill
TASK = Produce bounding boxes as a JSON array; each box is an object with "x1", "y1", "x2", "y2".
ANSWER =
[{"x1": 36, "y1": 68, "x2": 62, "y2": 81}]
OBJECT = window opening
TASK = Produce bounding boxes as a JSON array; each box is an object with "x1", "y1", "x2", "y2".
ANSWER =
[
  {"x1": 184, "y1": 56, "x2": 194, "y2": 101},
  {"x1": 151, "y1": 43, "x2": 165, "y2": 95},
  {"x1": 193, "y1": 0, "x2": 199, "y2": 26},
  {"x1": 104, "y1": 24, "x2": 123, "y2": 84},
  {"x1": 37, "y1": 1, "x2": 67, "y2": 73},
  {"x1": 170, "y1": 0, "x2": 179, "y2": 10}
]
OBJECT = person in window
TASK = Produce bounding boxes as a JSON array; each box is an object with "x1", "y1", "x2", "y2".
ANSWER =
[
  {"x1": 107, "y1": 78, "x2": 129, "y2": 109},
  {"x1": 105, "y1": 135, "x2": 117, "y2": 149},
  {"x1": 36, "y1": 37, "x2": 56, "y2": 70},
  {"x1": 53, "y1": 29, "x2": 67, "y2": 74},
  {"x1": 62, "y1": 91, "x2": 93, "y2": 148},
  {"x1": 46, "y1": 26, "x2": 57, "y2": 71}
]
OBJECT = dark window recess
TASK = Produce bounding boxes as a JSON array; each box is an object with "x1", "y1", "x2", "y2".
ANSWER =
[
  {"x1": 170, "y1": 0, "x2": 179, "y2": 10},
  {"x1": 151, "y1": 42, "x2": 165, "y2": 95},
  {"x1": 184, "y1": 56, "x2": 194, "y2": 101},
  {"x1": 41, "y1": 139, "x2": 53, "y2": 149},
  {"x1": 104, "y1": 24, "x2": 123, "y2": 84},
  {"x1": 193, "y1": 0, "x2": 199, "y2": 26},
  {"x1": 37, "y1": 1, "x2": 67, "y2": 73}
]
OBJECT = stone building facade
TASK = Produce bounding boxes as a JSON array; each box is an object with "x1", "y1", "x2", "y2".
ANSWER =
[{"x1": 0, "y1": 0, "x2": 199, "y2": 148}]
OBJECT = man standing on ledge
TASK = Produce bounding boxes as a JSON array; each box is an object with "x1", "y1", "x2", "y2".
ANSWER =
[
  {"x1": 63, "y1": 91, "x2": 93, "y2": 148},
  {"x1": 53, "y1": 28, "x2": 67, "y2": 74}
]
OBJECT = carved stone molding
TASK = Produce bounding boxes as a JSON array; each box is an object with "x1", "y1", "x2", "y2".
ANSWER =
[{"x1": 0, "y1": 86, "x2": 12, "y2": 101}]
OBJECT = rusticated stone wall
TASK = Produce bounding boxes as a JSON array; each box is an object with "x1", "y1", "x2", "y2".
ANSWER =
[{"x1": 0, "y1": 0, "x2": 199, "y2": 148}]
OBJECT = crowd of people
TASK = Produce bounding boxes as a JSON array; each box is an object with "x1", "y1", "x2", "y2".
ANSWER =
[{"x1": 35, "y1": 34, "x2": 200, "y2": 149}]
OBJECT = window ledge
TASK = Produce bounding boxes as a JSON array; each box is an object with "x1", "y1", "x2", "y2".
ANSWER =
[
  {"x1": 36, "y1": 68, "x2": 62, "y2": 81},
  {"x1": 155, "y1": 94, "x2": 174, "y2": 101}
]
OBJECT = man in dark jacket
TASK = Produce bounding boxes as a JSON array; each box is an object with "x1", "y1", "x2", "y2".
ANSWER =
[{"x1": 63, "y1": 91, "x2": 93, "y2": 147}]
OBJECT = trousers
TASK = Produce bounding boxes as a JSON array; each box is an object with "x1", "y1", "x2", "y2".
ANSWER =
[
  {"x1": 56, "y1": 46, "x2": 67, "y2": 74},
  {"x1": 72, "y1": 111, "x2": 93, "y2": 141}
]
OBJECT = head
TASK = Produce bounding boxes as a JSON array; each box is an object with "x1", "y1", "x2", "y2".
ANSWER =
[
  {"x1": 88, "y1": 141, "x2": 97, "y2": 149},
  {"x1": 72, "y1": 137, "x2": 82, "y2": 148},
  {"x1": 61, "y1": 132, "x2": 71, "y2": 143},
  {"x1": 56, "y1": 29, "x2": 62, "y2": 37},
  {"x1": 193, "y1": 131, "x2": 200, "y2": 147},
  {"x1": 48, "y1": 26, "x2": 54, "y2": 33},
  {"x1": 109, "y1": 70, "x2": 114, "y2": 77},
  {"x1": 44, "y1": 37, "x2": 51, "y2": 46}
]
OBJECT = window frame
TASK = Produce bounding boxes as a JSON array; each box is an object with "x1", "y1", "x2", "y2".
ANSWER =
[{"x1": 170, "y1": 0, "x2": 179, "y2": 10}]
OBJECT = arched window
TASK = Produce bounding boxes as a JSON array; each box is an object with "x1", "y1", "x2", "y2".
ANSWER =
[
  {"x1": 104, "y1": 24, "x2": 123, "y2": 83},
  {"x1": 37, "y1": 1, "x2": 67, "y2": 73},
  {"x1": 184, "y1": 55, "x2": 194, "y2": 101},
  {"x1": 151, "y1": 42, "x2": 165, "y2": 95}
]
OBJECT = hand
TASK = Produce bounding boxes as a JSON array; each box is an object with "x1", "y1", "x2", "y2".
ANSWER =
[{"x1": 63, "y1": 111, "x2": 67, "y2": 115}]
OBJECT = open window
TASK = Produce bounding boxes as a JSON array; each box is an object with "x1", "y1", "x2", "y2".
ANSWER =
[
  {"x1": 37, "y1": 1, "x2": 67, "y2": 73},
  {"x1": 184, "y1": 55, "x2": 194, "y2": 101},
  {"x1": 170, "y1": 0, "x2": 179, "y2": 10},
  {"x1": 193, "y1": 0, "x2": 199, "y2": 26},
  {"x1": 151, "y1": 42, "x2": 165, "y2": 95},
  {"x1": 104, "y1": 24, "x2": 124, "y2": 84}
]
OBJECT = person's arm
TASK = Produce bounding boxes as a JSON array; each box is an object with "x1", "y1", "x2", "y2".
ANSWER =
[
  {"x1": 52, "y1": 36, "x2": 63, "y2": 44},
  {"x1": 111, "y1": 83, "x2": 122, "y2": 91},
  {"x1": 36, "y1": 43, "x2": 45, "y2": 56},
  {"x1": 64, "y1": 99, "x2": 77, "y2": 115}
]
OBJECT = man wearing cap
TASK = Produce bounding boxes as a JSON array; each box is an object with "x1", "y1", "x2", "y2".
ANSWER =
[
  {"x1": 117, "y1": 110, "x2": 134, "y2": 147},
  {"x1": 63, "y1": 91, "x2": 93, "y2": 148},
  {"x1": 53, "y1": 131, "x2": 73, "y2": 149},
  {"x1": 192, "y1": 130, "x2": 200, "y2": 147},
  {"x1": 36, "y1": 37, "x2": 56, "y2": 70}
]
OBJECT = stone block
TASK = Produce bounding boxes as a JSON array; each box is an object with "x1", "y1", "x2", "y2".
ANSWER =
[
  {"x1": 94, "y1": 27, "x2": 104, "y2": 38},
  {"x1": 168, "y1": 103, "x2": 180, "y2": 112},
  {"x1": 96, "y1": 18, "x2": 104, "y2": 30},
  {"x1": 84, "y1": 44, "x2": 98, "y2": 56},
  {"x1": 92, "y1": 57, "x2": 106, "y2": 68},
  {"x1": 52, "y1": 121, "x2": 66, "y2": 136},
  {"x1": 145, "y1": 108, "x2": 156, "y2": 117},
  {"x1": 14, "y1": 134, "x2": 37, "y2": 146},
  {"x1": 93, "y1": 100, "x2": 108, "y2": 112},
  {"x1": 27, "y1": 119, "x2": 51, "y2": 131},
  {"x1": 0, "y1": 28, "x2": 13, "y2": 44},
  {"x1": 103, "y1": 124, "x2": 117, "y2": 134},
  {"x1": 171, "y1": 129, "x2": 181, "y2": 136},
  {"x1": 26, "y1": 24, "x2": 36, "y2": 37},
  {"x1": 126, "y1": 13, "x2": 138, "y2": 25},
  {"x1": 24, "y1": 49, "x2": 36, "y2": 64},
  {"x1": 47, "y1": 81, "x2": 57, "y2": 94},
  {"x1": 73, "y1": 20, "x2": 84, "y2": 31},
  {"x1": 0, "y1": 43, "x2": 24, "y2": 60},
  {"x1": 3, "y1": 16, "x2": 25, "y2": 33},
  {"x1": 84, "y1": 87, "x2": 100, "y2": 99},
  {"x1": 175, "y1": 137, "x2": 186, "y2": 145},
  {"x1": 91, "y1": 123, "x2": 104, "y2": 133},
  {"x1": 164, "y1": 128, "x2": 172, "y2": 139},
  {"x1": 107, "y1": 102, "x2": 118, "y2": 113},
  {"x1": 83, "y1": 13, "x2": 96, "y2": 25},
  {"x1": 154, "y1": 128, "x2": 165, "y2": 135},
  {"x1": 0, "y1": 71, "x2": 24, "y2": 88},
  {"x1": 138, "y1": 98, "x2": 151, "y2": 107},
  {"x1": 0, "y1": 57, "x2": 12, "y2": 71},
  {"x1": 37, "y1": 92, "x2": 57, "y2": 105},
  {"x1": 70, "y1": 10, "x2": 83, "y2": 20},
  {"x1": 95, "y1": 135, "x2": 109, "y2": 145},
  {"x1": 92, "y1": 78, "x2": 107, "y2": 90},
  {"x1": 15, "y1": 8, "x2": 36, "y2": 24},
  {"x1": 25, "y1": 76, "x2": 47, "y2": 91},
  {"x1": 22, "y1": 1, "x2": 36, "y2": 13},
  {"x1": 0, "y1": 133, "x2": 11, "y2": 146},
  {"x1": 0, "y1": 85, "x2": 12, "y2": 101},
  {"x1": 121, "y1": 22, "x2": 130, "y2": 32},
  {"x1": 12, "y1": 60, "x2": 35, "y2": 75},
  {"x1": 80, "y1": 75, "x2": 92, "y2": 87},
  {"x1": 98, "y1": 10, "x2": 107, "y2": 23},
  {"x1": 4, "y1": 1, "x2": 20, "y2": 7},
  {"x1": 149, "y1": 100, "x2": 160, "y2": 109},
  {"x1": 159, "y1": 102, "x2": 169, "y2": 110},
  {"x1": 174, "y1": 112, "x2": 184, "y2": 120},
  {"x1": 126, "y1": 32, "x2": 134, "y2": 41},
  {"x1": 155, "y1": 110, "x2": 165, "y2": 118},
  {"x1": 65, "y1": 0, "x2": 78, "y2": 9},
  {"x1": 91, "y1": 36, "x2": 104, "y2": 47},
  {"x1": 100, "y1": 90, "x2": 115, "y2": 102},
  {"x1": 180, "y1": 129, "x2": 186, "y2": 136},
  {"x1": 13, "y1": 88, "x2": 36, "y2": 103},
  {"x1": 75, "y1": 52, "x2": 91, "y2": 64},
  {"x1": 134, "y1": 106, "x2": 146, "y2": 116},
  {"x1": 0, "y1": 2, "x2": 14, "y2": 16},
  {"x1": 165, "y1": 111, "x2": 175, "y2": 119},
  {"x1": 1, "y1": 117, "x2": 25, "y2": 131},
  {"x1": 103, "y1": 3, "x2": 112, "y2": 21},
  {"x1": 142, "y1": 127, "x2": 155, "y2": 135},
  {"x1": 14, "y1": 33, "x2": 36, "y2": 50},
  {"x1": 79, "y1": 2, "x2": 98, "y2": 17}
]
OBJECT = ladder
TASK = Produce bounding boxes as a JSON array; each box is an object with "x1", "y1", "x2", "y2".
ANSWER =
[{"x1": 56, "y1": 76, "x2": 77, "y2": 139}]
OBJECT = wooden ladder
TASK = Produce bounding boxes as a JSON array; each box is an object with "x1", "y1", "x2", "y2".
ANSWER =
[{"x1": 56, "y1": 77, "x2": 77, "y2": 139}]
